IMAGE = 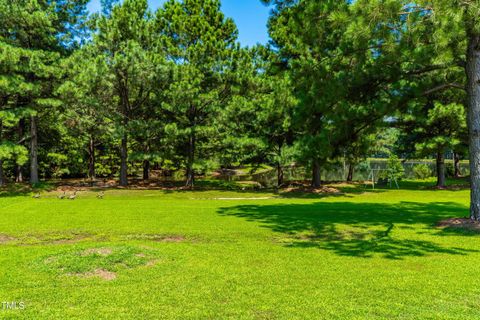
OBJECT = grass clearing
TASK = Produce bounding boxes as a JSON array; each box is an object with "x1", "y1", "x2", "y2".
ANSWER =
[
  {"x1": 0, "y1": 180, "x2": 479, "y2": 319},
  {"x1": 37, "y1": 245, "x2": 158, "y2": 279}
]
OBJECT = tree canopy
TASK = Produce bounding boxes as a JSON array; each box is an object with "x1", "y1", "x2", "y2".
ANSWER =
[{"x1": 1, "y1": 0, "x2": 480, "y2": 217}]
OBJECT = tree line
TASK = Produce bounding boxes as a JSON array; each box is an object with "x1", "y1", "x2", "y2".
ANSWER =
[{"x1": 1, "y1": 0, "x2": 480, "y2": 218}]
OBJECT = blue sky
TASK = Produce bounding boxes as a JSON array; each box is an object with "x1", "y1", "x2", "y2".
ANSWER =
[{"x1": 87, "y1": 0, "x2": 272, "y2": 47}]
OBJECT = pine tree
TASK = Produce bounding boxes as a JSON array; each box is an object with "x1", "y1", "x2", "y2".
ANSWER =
[
  {"x1": 217, "y1": 47, "x2": 296, "y2": 187},
  {"x1": 0, "y1": 0, "x2": 88, "y2": 185},
  {"x1": 91, "y1": 0, "x2": 165, "y2": 186},
  {"x1": 156, "y1": 0, "x2": 238, "y2": 188},
  {"x1": 58, "y1": 45, "x2": 112, "y2": 180},
  {"x1": 401, "y1": 101, "x2": 467, "y2": 187}
]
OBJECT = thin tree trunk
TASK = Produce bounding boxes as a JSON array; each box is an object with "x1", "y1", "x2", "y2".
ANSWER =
[
  {"x1": 312, "y1": 160, "x2": 321, "y2": 188},
  {"x1": 453, "y1": 152, "x2": 461, "y2": 178},
  {"x1": 119, "y1": 133, "x2": 128, "y2": 186},
  {"x1": 30, "y1": 115, "x2": 39, "y2": 185},
  {"x1": 15, "y1": 120, "x2": 24, "y2": 182},
  {"x1": 15, "y1": 165, "x2": 23, "y2": 183},
  {"x1": 88, "y1": 135, "x2": 96, "y2": 180},
  {"x1": 347, "y1": 163, "x2": 354, "y2": 182},
  {"x1": 143, "y1": 160, "x2": 150, "y2": 181},
  {"x1": 467, "y1": 33, "x2": 480, "y2": 220},
  {"x1": 0, "y1": 159, "x2": 4, "y2": 187},
  {"x1": 142, "y1": 144, "x2": 150, "y2": 181},
  {"x1": 277, "y1": 162, "x2": 284, "y2": 187},
  {"x1": 436, "y1": 151, "x2": 446, "y2": 188},
  {"x1": 185, "y1": 131, "x2": 195, "y2": 188}
]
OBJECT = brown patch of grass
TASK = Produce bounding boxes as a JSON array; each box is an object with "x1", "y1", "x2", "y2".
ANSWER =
[
  {"x1": 437, "y1": 218, "x2": 480, "y2": 231},
  {"x1": 2, "y1": 231, "x2": 190, "y2": 246},
  {"x1": 82, "y1": 248, "x2": 113, "y2": 256},
  {"x1": 426, "y1": 185, "x2": 468, "y2": 191},
  {"x1": 123, "y1": 234, "x2": 185, "y2": 242},
  {"x1": 70, "y1": 269, "x2": 117, "y2": 281},
  {"x1": 19, "y1": 232, "x2": 95, "y2": 246},
  {"x1": 0, "y1": 234, "x2": 16, "y2": 243},
  {"x1": 90, "y1": 269, "x2": 117, "y2": 280},
  {"x1": 212, "y1": 197, "x2": 273, "y2": 200},
  {"x1": 282, "y1": 184, "x2": 343, "y2": 195},
  {"x1": 145, "y1": 259, "x2": 159, "y2": 267}
]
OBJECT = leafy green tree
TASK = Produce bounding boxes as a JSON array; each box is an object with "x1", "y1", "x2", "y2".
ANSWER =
[
  {"x1": 426, "y1": 0, "x2": 480, "y2": 218},
  {"x1": 91, "y1": 0, "x2": 164, "y2": 186},
  {"x1": 342, "y1": 134, "x2": 375, "y2": 182},
  {"x1": 386, "y1": 154, "x2": 405, "y2": 181},
  {"x1": 217, "y1": 47, "x2": 297, "y2": 187},
  {"x1": 370, "y1": 128, "x2": 400, "y2": 159},
  {"x1": 0, "y1": 109, "x2": 29, "y2": 186},
  {"x1": 410, "y1": 102, "x2": 467, "y2": 187},
  {"x1": 264, "y1": 0, "x2": 440, "y2": 187},
  {"x1": 413, "y1": 163, "x2": 433, "y2": 180},
  {"x1": 58, "y1": 45, "x2": 113, "y2": 180},
  {"x1": 257, "y1": 73, "x2": 296, "y2": 187},
  {"x1": 0, "y1": 0, "x2": 88, "y2": 185},
  {"x1": 0, "y1": 41, "x2": 31, "y2": 185},
  {"x1": 385, "y1": 0, "x2": 480, "y2": 217},
  {"x1": 156, "y1": 0, "x2": 238, "y2": 187}
]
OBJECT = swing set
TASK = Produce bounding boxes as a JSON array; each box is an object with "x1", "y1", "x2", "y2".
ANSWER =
[{"x1": 365, "y1": 168, "x2": 399, "y2": 190}]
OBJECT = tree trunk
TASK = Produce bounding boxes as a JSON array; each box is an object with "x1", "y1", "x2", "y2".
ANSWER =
[
  {"x1": 0, "y1": 159, "x2": 4, "y2": 187},
  {"x1": 15, "y1": 165, "x2": 23, "y2": 183},
  {"x1": 277, "y1": 162, "x2": 284, "y2": 187},
  {"x1": 88, "y1": 135, "x2": 96, "y2": 180},
  {"x1": 467, "y1": 33, "x2": 480, "y2": 220},
  {"x1": 143, "y1": 160, "x2": 150, "y2": 181},
  {"x1": 185, "y1": 131, "x2": 195, "y2": 188},
  {"x1": 119, "y1": 133, "x2": 128, "y2": 186},
  {"x1": 347, "y1": 163, "x2": 354, "y2": 182},
  {"x1": 15, "y1": 120, "x2": 24, "y2": 182},
  {"x1": 311, "y1": 160, "x2": 321, "y2": 188},
  {"x1": 436, "y1": 151, "x2": 446, "y2": 188},
  {"x1": 453, "y1": 152, "x2": 461, "y2": 178},
  {"x1": 29, "y1": 115, "x2": 39, "y2": 185}
]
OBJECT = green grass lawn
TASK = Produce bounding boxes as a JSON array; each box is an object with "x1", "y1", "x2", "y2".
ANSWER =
[{"x1": 0, "y1": 181, "x2": 479, "y2": 319}]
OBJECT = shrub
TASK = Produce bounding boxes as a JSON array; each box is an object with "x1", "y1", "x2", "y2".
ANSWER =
[
  {"x1": 413, "y1": 164, "x2": 432, "y2": 180},
  {"x1": 446, "y1": 163, "x2": 455, "y2": 178},
  {"x1": 386, "y1": 155, "x2": 404, "y2": 180}
]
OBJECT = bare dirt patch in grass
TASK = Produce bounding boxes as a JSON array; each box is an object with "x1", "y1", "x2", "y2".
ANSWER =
[
  {"x1": 145, "y1": 259, "x2": 159, "y2": 267},
  {"x1": 39, "y1": 245, "x2": 159, "y2": 281},
  {"x1": 437, "y1": 218, "x2": 480, "y2": 231},
  {"x1": 282, "y1": 184, "x2": 343, "y2": 194},
  {"x1": 19, "y1": 232, "x2": 95, "y2": 245},
  {"x1": 3, "y1": 231, "x2": 190, "y2": 246},
  {"x1": 135, "y1": 252, "x2": 159, "y2": 266},
  {"x1": 123, "y1": 234, "x2": 185, "y2": 242},
  {"x1": 87, "y1": 269, "x2": 117, "y2": 281},
  {"x1": 69, "y1": 268, "x2": 117, "y2": 281},
  {"x1": 0, "y1": 234, "x2": 16, "y2": 243},
  {"x1": 427, "y1": 185, "x2": 469, "y2": 191},
  {"x1": 82, "y1": 248, "x2": 113, "y2": 256},
  {"x1": 212, "y1": 197, "x2": 274, "y2": 200}
]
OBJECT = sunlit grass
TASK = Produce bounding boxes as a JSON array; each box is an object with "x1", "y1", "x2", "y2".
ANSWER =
[{"x1": 0, "y1": 181, "x2": 478, "y2": 319}]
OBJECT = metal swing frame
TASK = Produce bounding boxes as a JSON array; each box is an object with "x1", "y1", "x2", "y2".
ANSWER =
[{"x1": 366, "y1": 168, "x2": 399, "y2": 190}]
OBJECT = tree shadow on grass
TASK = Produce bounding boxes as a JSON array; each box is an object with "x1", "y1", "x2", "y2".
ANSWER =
[
  {"x1": 0, "y1": 182, "x2": 56, "y2": 197},
  {"x1": 218, "y1": 201, "x2": 477, "y2": 259}
]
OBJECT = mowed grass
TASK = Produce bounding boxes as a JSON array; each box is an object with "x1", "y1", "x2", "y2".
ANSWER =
[{"x1": 0, "y1": 182, "x2": 479, "y2": 319}]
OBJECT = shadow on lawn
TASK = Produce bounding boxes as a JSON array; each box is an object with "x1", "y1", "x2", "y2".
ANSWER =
[{"x1": 218, "y1": 201, "x2": 477, "y2": 259}]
